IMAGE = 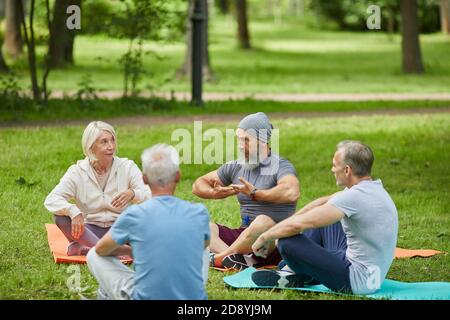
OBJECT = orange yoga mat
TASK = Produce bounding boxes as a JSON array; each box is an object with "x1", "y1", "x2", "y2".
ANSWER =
[
  {"x1": 45, "y1": 224, "x2": 132, "y2": 264},
  {"x1": 394, "y1": 247, "x2": 445, "y2": 259},
  {"x1": 46, "y1": 223, "x2": 445, "y2": 265}
]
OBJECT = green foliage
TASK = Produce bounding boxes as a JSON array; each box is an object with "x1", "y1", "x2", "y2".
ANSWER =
[
  {"x1": 80, "y1": 0, "x2": 186, "y2": 41},
  {"x1": 309, "y1": 0, "x2": 441, "y2": 32},
  {"x1": 113, "y1": 0, "x2": 183, "y2": 97},
  {"x1": 114, "y1": 0, "x2": 167, "y2": 40},
  {"x1": 75, "y1": 74, "x2": 99, "y2": 103},
  {"x1": 9, "y1": 16, "x2": 450, "y2": 95},
  {"x1": 417, "y1": 0, "x2": 442, "y2": 33},
  {"x1": 80, "y1": 0, "x2": 117, "y2": 35},
  {"x1": 0, "y1": 72, "x2": 23, "y2": 118},
  {"x1": 119, "y1": 42, "x2": 145, "y2": 97},
  {"x1": 0, "y1": 72, "x2": 21, "y2": 99}
]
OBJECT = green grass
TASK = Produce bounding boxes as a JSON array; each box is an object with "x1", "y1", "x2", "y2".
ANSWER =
[
  {"x1": 0, "y1": 112, "x2": 449, "y2": 299},
  {"x1": 6, "y1": 16, "x2": 450, "y2": 94},
  {"x1": 1, "y1": 97, "x2": 449, "y2": 123}
]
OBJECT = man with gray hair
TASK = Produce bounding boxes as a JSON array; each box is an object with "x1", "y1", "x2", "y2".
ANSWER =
[
  {"x1": 193, "y1": 112, "x2": 300, "y2": 270},
  {"x1": 251, "y1": 140, "x2": 398, "y2": 295},
  {"x1": 87, "y1": 144, "x2": 210, "y2": 300}
]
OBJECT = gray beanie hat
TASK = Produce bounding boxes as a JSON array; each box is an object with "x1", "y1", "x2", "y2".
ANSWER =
[{"x1": 238, "y1": 112, "x2": 273, "y2": 144}]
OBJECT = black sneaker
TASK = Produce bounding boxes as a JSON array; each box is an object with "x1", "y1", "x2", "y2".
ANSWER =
[
  {"x1": 251, "y1": 269, "x2": 305, "y2": 288},
  {"x1": 222, "y1": 254, "x2": 250, "y2": 271}
]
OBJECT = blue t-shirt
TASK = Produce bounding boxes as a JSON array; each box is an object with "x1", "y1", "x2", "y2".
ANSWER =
[{"x1": 111, "y1": 195, "x2": 210, "y2": 300}]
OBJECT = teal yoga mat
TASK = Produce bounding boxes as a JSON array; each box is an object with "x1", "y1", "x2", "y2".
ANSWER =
[{"x1": 223, "y1": 267, "x2": 450, "y2": 300}]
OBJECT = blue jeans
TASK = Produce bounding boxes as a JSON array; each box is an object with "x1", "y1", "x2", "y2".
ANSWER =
[
  {"x1": 277, "y1": 222, "x2": 353, "y2": 293},
  {"x1": 54, "y1": 215, "x2": 109, "y2": 248}
]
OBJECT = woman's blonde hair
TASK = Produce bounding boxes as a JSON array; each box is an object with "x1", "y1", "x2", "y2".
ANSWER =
[{"x1": 81, "y1": 121, "x2": 117, "y2": 161}]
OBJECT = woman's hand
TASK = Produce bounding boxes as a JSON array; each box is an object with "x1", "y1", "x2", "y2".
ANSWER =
[
  {"x1": 71, "y1": 214, "x2": 85, "y2": 240},
  {"x1": 111, "y1": 189, "x2": 135, "y2": 208}
]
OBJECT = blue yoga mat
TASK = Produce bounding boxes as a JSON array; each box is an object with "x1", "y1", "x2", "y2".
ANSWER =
[{"x1": 223, "y1": 267, "x2": 450, "y2": 300}]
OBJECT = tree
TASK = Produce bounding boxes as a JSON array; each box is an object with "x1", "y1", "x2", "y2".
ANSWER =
[
  {"x1": 400, "y1": 0, "x2": 424, "y2": 74},
  {"x1": 440, "y1": 0, "x2": 450, "y2": 34},
  {"x1": 48, "y1": 0, "x2": 81, "y2": 68},
  {"x1": 0, "y1": 1, "x2": 5, "y2": 16},
  {"x1": 177, "y1": 0, "x2": 214, "y2": 81},
  {"x1": 41, "y1": 0, "x2": 54, "y2": 102},
  {"x1": 217, "y1": 0, "x2": 229, "y2": 14},
  {"x1": 17, "y1": 0, "x2": 53, "y2": 103},
  {"x1": 0, "y1": 30, "x2": 9, "y2": 72},
  {"x1": 235, "y1": 0, "x2": 251, "y2": 49},
  {"x1": 114, "y1": 0, "x2": 173, "y2": 97},
  {"x1": 5, "y1": 0, "x2": 23, "y2": 58},
  {"x1": 0, "y1": 48, "x2": 9, "y2": 72},
  {"x1": 18, "y1": 0, "x2": 40, "y2": 101},
  {"x1": 378, "y1": 0, "x2": 400, "y2": 35}
]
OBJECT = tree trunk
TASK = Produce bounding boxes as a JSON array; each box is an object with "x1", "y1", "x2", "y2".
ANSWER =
[
  {"x1": 440, "y1": 0, "x2": 450, "y2": 34},
  {"x1": 272, "y1": 0, "x2": 283, "y2": 25},
  {"x1": 289, "y1": 0, "x2": 304, "y2": 17},
  {"x1": 5, "y1": 0, "x2": 23, "y2": 58},
  {"x1": 0, "y1": 48, "x2": 9, "y2": 72},
  {"x1": 18, "y1": 0, "x2": 41, "y2": 102},
  {"x1": 235, "y1": 0, "x2": 251, "y2": 49},
  {"x1": 387, "y1": 7, "x2": 396, "y2": 34},
  {"x1": 48, "y1": 0, "x2": 81, "y2": 68},
  {"x1": 0, "y1": 1, "x2": 5, "y2": 17},
  {"x1": 177, "y1": 0, "x2": 215, "y2": 81},
  {"x1": 41, "y1": 0, "x2": 53, "y2": 103},
  {"x1": 400, "y1": 0, "x2": 424, "y2": 74},
  {"x1": 218, "y1": 0, "x2": 229, "y2": 14}
]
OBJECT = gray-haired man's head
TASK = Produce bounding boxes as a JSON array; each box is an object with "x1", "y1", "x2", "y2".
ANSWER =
[
  {"x1": 332, "y1": 140, "x2": 374, "y2": 186},
  {"x1": 141, "y1": 144, "x2": 180, "y2": 187}
]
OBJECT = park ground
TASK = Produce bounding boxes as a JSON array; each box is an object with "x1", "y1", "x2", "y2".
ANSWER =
[
  {"x1": 0, "y1": 16, "x2": 449, "y2": 300},
  {"x1": 0, "y1": 112, "x2": 449, "y2": 299}
]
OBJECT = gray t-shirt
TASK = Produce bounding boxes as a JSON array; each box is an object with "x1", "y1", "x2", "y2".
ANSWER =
[
  {"x1": 217, "y1": 153, "x2": 298, "y2": 226},
  {"x1": 328, "y1": 179, "x2": 398, "y2": 294}
]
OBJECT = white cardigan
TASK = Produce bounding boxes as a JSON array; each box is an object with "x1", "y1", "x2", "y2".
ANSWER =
[{"x1": 44, "y1": 156, "x2": 152, "y2": 228}]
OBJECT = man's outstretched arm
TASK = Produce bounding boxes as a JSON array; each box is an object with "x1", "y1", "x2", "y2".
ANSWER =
[
  {"x1": 231, "y1": 175, "x2": 300, "y2": 204},
  {"x1": 192, "y1": 170, "x2": 238, "y2": 199},
  {"x1": 95, "y1": 232, "x2": 132, "y2": 257},
  {"x1": 293, "y1": 192, "x2": 342, "y2": 216},
  {"x1": 252, "y1": 203, "x2": 344, "y2": 258}
]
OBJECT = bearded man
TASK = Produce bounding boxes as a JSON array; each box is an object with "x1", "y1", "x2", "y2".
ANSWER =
[{"x1": 192, "y1": 112, "x2": 300, "y2": 270}]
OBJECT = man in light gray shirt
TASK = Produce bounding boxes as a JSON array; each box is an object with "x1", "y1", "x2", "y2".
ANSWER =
[{"x1": 252, "y1": 140, "x2": 398, "y2": 295}]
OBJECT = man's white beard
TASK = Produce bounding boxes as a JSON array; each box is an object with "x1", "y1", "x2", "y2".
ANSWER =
[{"x1": 238, "y1": 148, "x2": 260, "y2": 170}]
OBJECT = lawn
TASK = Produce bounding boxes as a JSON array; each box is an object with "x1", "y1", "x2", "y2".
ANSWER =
[
  {"x1": 1, "y1": 97, "x2": 450, "y2": 123},
  {"x1": 7, "y1": 16, "x2": 450, "y2": 94},
  {"x1": 0, "y1": 112, "x2": 448, "y2": 299}
]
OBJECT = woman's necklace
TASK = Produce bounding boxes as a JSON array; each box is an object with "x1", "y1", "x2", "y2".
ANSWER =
[{"x1": 92, "y1": 162, "x2": 110, "y2": 176}]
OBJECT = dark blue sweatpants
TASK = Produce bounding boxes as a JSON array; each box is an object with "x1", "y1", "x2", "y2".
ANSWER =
[{"x1": 277, "y1": 222, "x2": 353, "y2": 293}]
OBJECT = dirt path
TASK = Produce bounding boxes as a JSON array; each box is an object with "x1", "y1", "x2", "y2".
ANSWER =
[
  {"x1": 50, "y1": 91, "x2": 450, "y2": 102},
  {"x1": 2, "y1": 107, "x2": 449, "y2": 129}
]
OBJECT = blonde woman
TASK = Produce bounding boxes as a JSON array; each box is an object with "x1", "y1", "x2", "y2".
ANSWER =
[{"x1": 45, "y1": 121, "x2": 152, "y2": 256}]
